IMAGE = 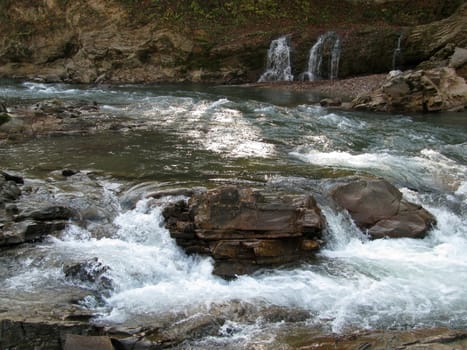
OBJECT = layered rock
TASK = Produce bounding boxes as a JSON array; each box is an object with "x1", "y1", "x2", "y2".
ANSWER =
[
  {"x1": 162, "y1": 186, "x2": 325, "y2": 278},
  {"x1": 404, "y1": 3, "x2": 467, "y2": 76},
  {"x1": 352, "y1": 67, "x2": 467, "y2": 112},
  {"x1": 0, "y1": 319, "x2": 104, "y2": 350},
  {"x1": 332, "y1": 178, "x2": 436, "y2": 239},
  {"x1": 0, "y1": 171, "x2": 75, "y2": 246},
  {"x1": 0, "y1": 1, "x2": 464, "y2": 83}
]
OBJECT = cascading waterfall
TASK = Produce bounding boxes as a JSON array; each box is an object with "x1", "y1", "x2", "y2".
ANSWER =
[
  {"x1": 258, "y1": 36, "x2": 294, "y2": 82},
  {"x1": 330, "y1": 37, "x2": 341, "y2": 80},
  {"x1": 392, "y1": 34, "x2": 402, "y2": 70},
  {"x1": 301, "y1": 32, "x2": 341, "y2": 81}
]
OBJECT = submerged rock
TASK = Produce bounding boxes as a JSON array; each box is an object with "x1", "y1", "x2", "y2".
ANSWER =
[
  {"x1": 64, "y1": 258, "x2": 113, "y2": 291},
  {"x1": 332, "y1": 178, "x2": 436, "y2": 239},
  {"x1": 352, "y1": 67, "x2": 467, "y2": 112},
  {"x1": 163, "y1": 186, "x2": 325, "y2": 278}
]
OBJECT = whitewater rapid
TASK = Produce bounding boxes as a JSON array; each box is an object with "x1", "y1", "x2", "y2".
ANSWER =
[
  {"x1": 1, "y1": 80, "x2": 466, "y2": 344},
  {"x1": 6, "y1": 185, "x2": 462, "y2": 334}
]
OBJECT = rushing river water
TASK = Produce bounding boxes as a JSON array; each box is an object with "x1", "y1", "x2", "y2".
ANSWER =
[{"x1": 1, "y1": 81, "x2": 466, "y2": 348}]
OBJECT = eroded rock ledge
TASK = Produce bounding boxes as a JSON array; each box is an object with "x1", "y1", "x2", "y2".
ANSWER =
[
  {"x1": 162, "y1": 186, "x2": 325, "y2": 278},
  {"x1": 162, "y1": 179, "x2": 436, "y2": 278},
  {"x1": 352, "y1": 67, "x2": 467, "y2": 112}
]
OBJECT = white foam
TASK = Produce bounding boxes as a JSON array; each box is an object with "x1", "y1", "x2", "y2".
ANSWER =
[
  {"x1": 319, "y1": 113, "x2": 367, "y2": 130},
  {"x1": 290, "y1": 148, "x2": 466, "y2": 192},
  {"x1": 3, "y1": 189, "x2": 467, "y2": 333}
]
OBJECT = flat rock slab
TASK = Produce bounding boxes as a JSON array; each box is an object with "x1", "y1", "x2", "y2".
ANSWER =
[{"x1": 64, "y1": 334, "x2": 114, "y2": 350}]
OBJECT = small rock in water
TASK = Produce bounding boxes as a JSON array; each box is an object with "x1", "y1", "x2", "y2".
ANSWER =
[
  {"x1": 64, "y1": 257, "x2": 113, "y2": 291},
  {"x1": 62, "y1": 169, "x2": 80, "y2": 177},
  {"x1": 1, "y1": 171, "x2": 24, "y2": 184},
  {"x1": 320, "y1": 97, "x2": 342, "y2": 107}
]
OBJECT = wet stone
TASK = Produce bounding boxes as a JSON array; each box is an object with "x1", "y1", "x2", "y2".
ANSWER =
[
  {"x1": 163, "y1": 186, "x2": 325, "y2": 278},
  {"x1": 64, "y1": 258, "x2": 113, "y2": 291},
  {"x1": 64, "y1": 334, "x2": 114, "y2": 350},
  {"x1": 16, "y1": 205, "x2": 75, "y2": 221},
  {"x1": 332, "y1": 178, "x2": 436, "y2": 239}
]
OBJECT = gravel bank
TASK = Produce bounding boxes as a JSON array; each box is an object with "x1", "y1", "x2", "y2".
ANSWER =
[{"x1": 252, "y1": 74, "x2": 387, "y2": 102}]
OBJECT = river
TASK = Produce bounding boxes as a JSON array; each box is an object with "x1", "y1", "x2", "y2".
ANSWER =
[{"x1": 1, "y1": 80, "x2": 466, "y2": 348}]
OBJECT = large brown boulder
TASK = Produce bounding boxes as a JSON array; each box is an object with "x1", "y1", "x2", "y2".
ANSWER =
[
  {"x1": 332, "y1": 179, "x2": 436, "y2": 239},
  {"x1": 162, "y1": 186, "x2": 325, "y2": 278},
  {"x1": 352, "y1": 67, "x2": 467, "y2": 112}
]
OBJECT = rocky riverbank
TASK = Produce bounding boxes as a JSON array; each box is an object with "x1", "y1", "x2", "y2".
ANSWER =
[
  {"x1": 0, "y1": 167, "x2": 445, "y2": 349},
  {"x1": 1, "y1": 67, "x2": 465, "y2": 144},
  {"x1": 0, "y1": 1, "x2": 465, "y2": 84},
  {"x1": 252, "y1": 74, "x2": 387, "y2": 101},
  {"x1": 2, "y1": 314, "x2": 467, "y2": 349}
]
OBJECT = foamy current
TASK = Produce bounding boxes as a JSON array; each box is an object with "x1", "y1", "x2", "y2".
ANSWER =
[{"x1": 0, "y1": 80, "x2": 466, "y2": 347}]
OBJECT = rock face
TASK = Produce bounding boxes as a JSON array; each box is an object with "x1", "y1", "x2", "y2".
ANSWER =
[
  {"x1": 0, "y1": 319, "x2": 103, "y2": 350},
  {"x1": 404, "y1": 3, "x2": 467, "y2": 76},
  {"x1": 332, "y1": 179, "x2": 436, "y2": 239},
  {"x1": 163, "y1": 186, "x2": 325, "y2": 278},
  {"x1": 0, "y1": 171, "x2": 75, "y2": 247},
  {"x1": 0, "y1": 1, "x2": 464, "y2": 83},
  {"x1": 352, "y1": 67, "x2": 467, "y2": 112}
]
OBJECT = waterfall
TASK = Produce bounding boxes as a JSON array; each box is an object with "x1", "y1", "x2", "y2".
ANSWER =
[
  {"x1": 258, "y1": 36, "x2": 294, "y2": 82},
  {"x1": 301, "y1": 35, "x2": 326, "y2": 81},
  {"x1": 392, "y1": 34, "x2": 402, "y2": 70},
  {"x1": 330, "y1": 37, "x2": 341, "y2": 80},
  {"x1": 301, "y1": 32, "x2": 341, "y2": 81}
]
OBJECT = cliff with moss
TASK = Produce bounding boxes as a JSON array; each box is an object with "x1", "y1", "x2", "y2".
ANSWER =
[{"x1": 0, "y1": 0, "x2": 465, "y2": 84}]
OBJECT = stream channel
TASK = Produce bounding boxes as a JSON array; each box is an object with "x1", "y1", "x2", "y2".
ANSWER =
[{"x1": 1, "y1": 80, "x2": 466, "y2": 348}]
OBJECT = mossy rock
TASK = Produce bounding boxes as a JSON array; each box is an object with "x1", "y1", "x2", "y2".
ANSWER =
[{"x1": 0, "y1": 113, "x2": 11, "y2": 126}]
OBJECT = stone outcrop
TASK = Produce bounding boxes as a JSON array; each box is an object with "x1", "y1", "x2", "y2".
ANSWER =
[
  {"x1": 0, "y1": 319, "x2": 103, "y2": 350},
  {"x1": 2, "y1": 317, "x2": 467, "y2": 350},
  {"x1": 282, "y1": 327, "x2": 467, "y2": 350},
  {"x1": 352, "y1": 67, "x2": 467, "y2": 112},
  {"x1": 162, "y1": 186, "x2": 325, "y2": 278},
  {"x1": 0, "y1": 171, "x2": 75, "y2": 246},
  {"x1": 0, "y1": 1, "x2": 464, "y2": 83},
  {"x1": 332, "y1": 178, "x2": 436, "y2": 239},
  {"x1": 0, "y1": 99, "x2": 129, "y2": 140},
  {"x1": 64, "y1": 258, "x2": 113, "y2": 292},
  {"x1": 404, "y1": 3, "x2": 467, "y2": 76}
]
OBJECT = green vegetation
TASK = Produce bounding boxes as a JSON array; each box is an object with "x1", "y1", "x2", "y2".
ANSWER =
[{"x1": 115, "y1": 0, "x2": 464, "y2": 27}]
